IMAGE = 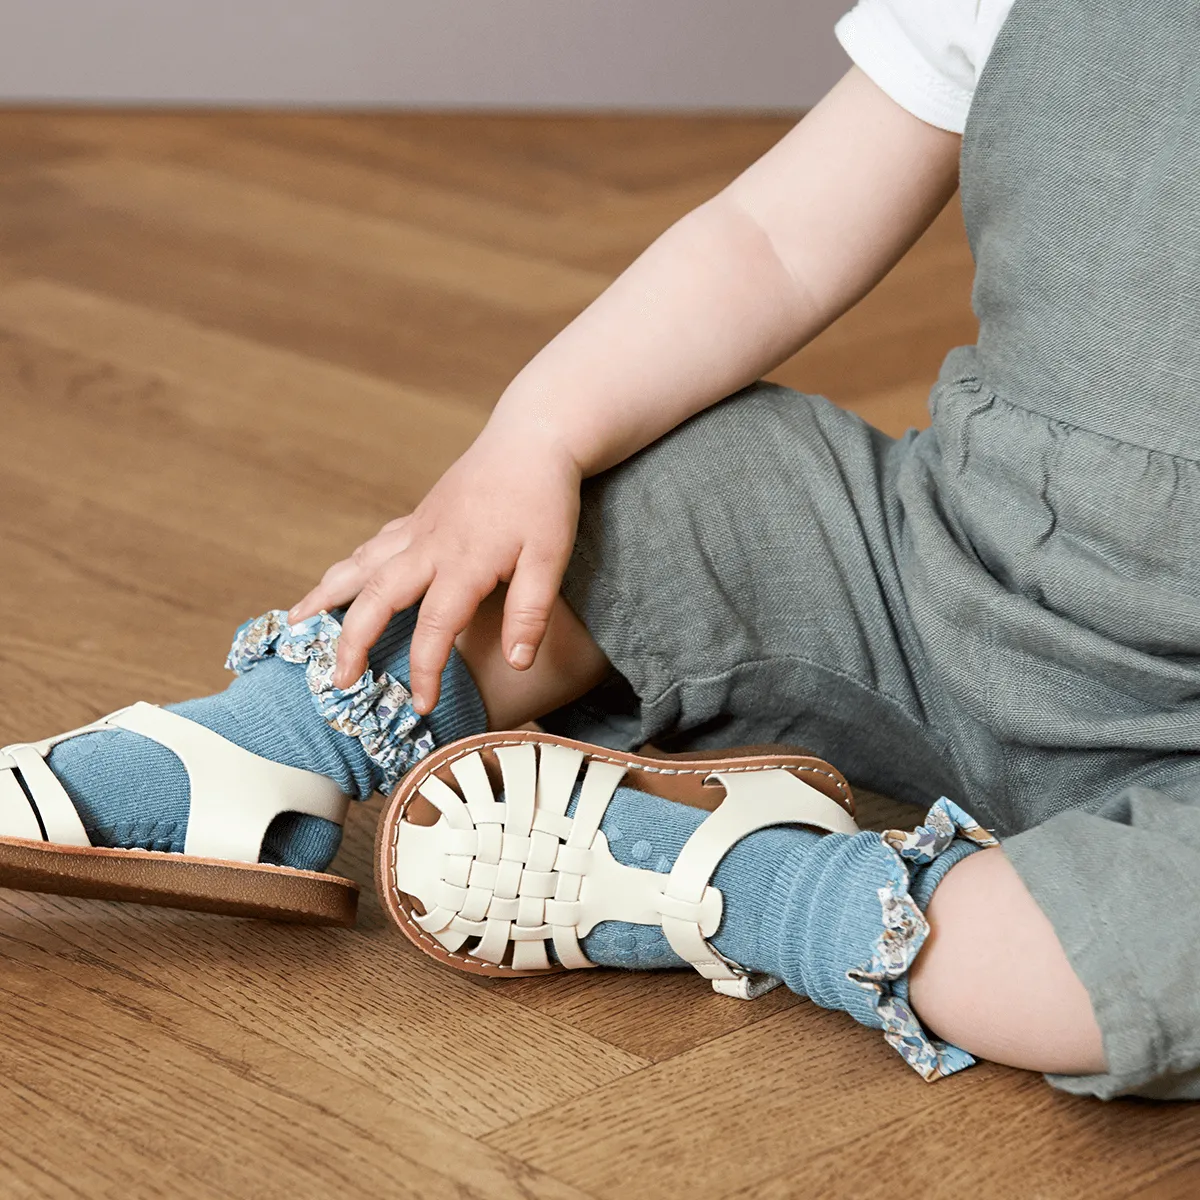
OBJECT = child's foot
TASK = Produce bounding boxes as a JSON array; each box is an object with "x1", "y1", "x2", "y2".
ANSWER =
[
  {"x1": 39, "y1": 607, "x2": 487, "y2": 872},
  {"x1": 380, "y1": 733, "x2": 996, "y2": 1079}
]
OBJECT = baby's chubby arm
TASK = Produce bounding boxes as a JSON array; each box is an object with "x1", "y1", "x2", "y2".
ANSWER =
[{"x1": 292, "y1": 66, "x2": 961, "y2": 712}]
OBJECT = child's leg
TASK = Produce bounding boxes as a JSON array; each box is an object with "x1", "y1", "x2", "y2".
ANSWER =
[
  {"x1": 909, "y1": 848, "x2": 1104, "y2": 1075},
  {"x1": 987, "y1": 779, "x2": 1200, "y2": 1100},
  {"x1": 444, "y1": 586, "x2": 1108, "y2": 1081},
  {"x1": 455, "y1": 585, "x2": 612, "y2": 730},
  {"x1": 392, "y1": 609, "x2": 1112, "y2": 1085},
  {"x1": 468, "y1": 590, "x2": 1112, "y2": 1087}
]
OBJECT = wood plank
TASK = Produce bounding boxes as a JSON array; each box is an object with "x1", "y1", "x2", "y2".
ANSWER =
[
  {"x1": 44, "y1": 157, "x2": 609, "y2": 317},
  {"x1": 1123, "y1": 1159, "x2": 1200, "y2": 1200},
  {"x1": 0, "y1": 873, "x2": 647, "y2": 1140},
  {"x1": 0, "y1": 327, "x2": 426, "y2": 583},
  {"x1": 23, "y1": 113, "x2": 688, "y2": 271},
  {"x1": 476, "y1": 967, "x2": 803, "y2": 1064},
  {"x1": 487, "y1": 1007, "x2": 1200, "y2": 1200},
  {"x1": 0, "y1": 910, "x2": 594, "y2": 1200},
  {"x1": 0, "y1": 176, "x2": 556, "y2": 402},
  {"x1": 0, "y1": 278, "x2": 484, "y2": 484},
  {"x1": 193, "y1": 112, "x2": 789, "y2": 211}
]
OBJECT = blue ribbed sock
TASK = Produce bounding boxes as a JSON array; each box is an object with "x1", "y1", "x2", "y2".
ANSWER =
[
  {"x1": 46, "y1": 607, "x2": 487, "y2": 871},
  {"x1": 579, "y1": 787, "x2": 980, "y2": 1029},
  {"x1": 577, "y1": 786, "x2": 817, "y2": 972}
]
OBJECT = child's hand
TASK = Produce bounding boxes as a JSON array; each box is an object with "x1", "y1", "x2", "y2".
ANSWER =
[{"x1": 289, "y1": 422, "x2": 582, "y2": 713}]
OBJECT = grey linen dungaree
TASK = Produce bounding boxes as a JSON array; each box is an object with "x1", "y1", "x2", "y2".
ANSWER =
[{"x1": 548, "y1": 0, "x2": 1200, "y2": 1099}]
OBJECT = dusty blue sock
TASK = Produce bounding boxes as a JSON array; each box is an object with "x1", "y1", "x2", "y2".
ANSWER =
[
  {"x1": 46, "y1": 607, "x2": 487, "y2": 871},
  {"x1": 577, "y1": 786, "x2": 815, "y2": 972},
  {"x1": 579, "y1": 788, "x2": 980, "y2": 1031}
]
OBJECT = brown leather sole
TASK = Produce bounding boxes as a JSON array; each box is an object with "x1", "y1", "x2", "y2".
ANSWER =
[
  {"x1": 0, "y1": 837, "x2": 359, "y2": 926},
  {"x1": 376, "y1": 729, "x2": 854, "y2": 978}
]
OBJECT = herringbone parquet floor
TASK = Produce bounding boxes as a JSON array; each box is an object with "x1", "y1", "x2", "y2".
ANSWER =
[{"x1": 0, "y1": 111, "x2": 1196, "y2": 1200}]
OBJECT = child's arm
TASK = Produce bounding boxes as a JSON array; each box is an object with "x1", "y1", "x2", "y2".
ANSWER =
[{"x1": 292, "y1": 66, "x2": 962, "y2": 711}]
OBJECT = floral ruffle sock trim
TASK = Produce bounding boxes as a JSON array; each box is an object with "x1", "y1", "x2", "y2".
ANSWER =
[
  {"x1": 847, "y1": 797, "x2": 999, "y2": 1082},
  {"x1": 226, "y1": 609, "x2": 436, "y2": 796}
]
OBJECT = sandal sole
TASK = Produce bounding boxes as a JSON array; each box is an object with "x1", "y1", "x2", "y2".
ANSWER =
[{"x1": 0, "y1": 837, "x2": 359, "y2": 926}]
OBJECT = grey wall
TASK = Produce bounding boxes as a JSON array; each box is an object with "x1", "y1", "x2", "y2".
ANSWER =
[{"x1": 0, "y1": 1, "x2": 850, "y2": 108}]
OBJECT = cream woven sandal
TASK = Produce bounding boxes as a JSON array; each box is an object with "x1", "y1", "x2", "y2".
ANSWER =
[
  {"x1": 377, "y1": 730, "x2": 859, "y2": 996},
  {"x1": 0, "y1": 702, "x2": 358, "y2": 925}
]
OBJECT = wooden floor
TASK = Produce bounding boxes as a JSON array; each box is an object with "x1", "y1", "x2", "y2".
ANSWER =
[{"x1": 0, "y1": 111, "x2": 1197, "y2": 1200}]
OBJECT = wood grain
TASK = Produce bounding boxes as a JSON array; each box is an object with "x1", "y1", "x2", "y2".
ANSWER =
[
  {"x1": 1, "y1": 110, "x2": 1194, "y2": 1200},
  {"x1": 488, "y1": 1007, "x2": 1200, "y2": 1200}
]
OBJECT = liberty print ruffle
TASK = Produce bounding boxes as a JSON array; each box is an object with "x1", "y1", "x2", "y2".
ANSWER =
[
  {"x1": 226, "y1": 609, "x2": 435, "y2": 795},
  {"x1": 848, "y1": 797, "x2": 999, "y2": 1082}
]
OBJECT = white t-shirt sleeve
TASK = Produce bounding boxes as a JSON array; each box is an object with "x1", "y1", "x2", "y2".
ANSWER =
[{"x1": 834, "y1": 0, "x2": 988, "y2": 134}]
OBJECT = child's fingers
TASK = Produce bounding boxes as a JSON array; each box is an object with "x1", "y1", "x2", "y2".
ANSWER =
[
  {"x1": 290, "y1": 560, "x2": 367, "y2": 623},
  {"x1": 407, "y1": 572, "x2": 494, "y2": 713},
  {"x1": 290, "y1": 530, "x2": 410, "y2": 621},
  {"x1": 334, "y1": 552, "x2": 432, "y2": 689},
  {"x1": 501, "y1": 543, "x2": 570, "y2": 670}
]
